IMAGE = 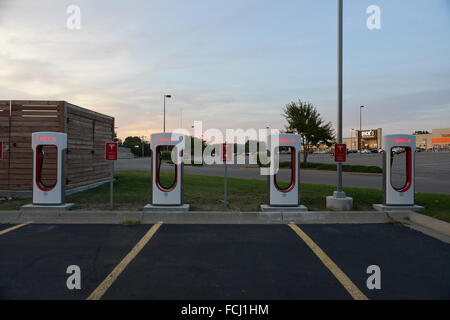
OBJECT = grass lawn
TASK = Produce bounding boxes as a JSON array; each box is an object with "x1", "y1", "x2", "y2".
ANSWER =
[
  {"x1": 259, "y1": 161, "x2": 382, "y2": 174},
  {"x1": 0, "y1": 171, "x2": 448, "y2": 222}
]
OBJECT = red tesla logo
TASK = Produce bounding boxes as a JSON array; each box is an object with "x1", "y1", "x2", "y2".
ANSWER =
[
  {"x1": 157, "y1": 137, "x2": 178, "y2": 142},
  {"x1": 392, "y1": 138, "x2": 411, "y2": 143},
  {"x1": 37, "y1": 137, "x2": 57, "y2": 141},
  {"x1": 279, "y1": 138, "x2": 295, "y2": 143}
]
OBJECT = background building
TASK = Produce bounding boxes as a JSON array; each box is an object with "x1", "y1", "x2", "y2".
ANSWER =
[
  {"x1": 343, "y1": 128, "x2": 382, "y2": 150},
  {"x1": 415, "y1": 128, "x2": 450, "y2": 151},
  {"x1": 341, "y1": 127, "x2": 450, "y2": 152},
  {"x1": 118, "y1": 147, "x2": 135, "y2": 159}
]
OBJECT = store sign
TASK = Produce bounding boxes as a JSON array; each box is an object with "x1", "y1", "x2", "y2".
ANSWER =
[{"x1": 361, "y1": 130, "x2": 376, "y2": 138}]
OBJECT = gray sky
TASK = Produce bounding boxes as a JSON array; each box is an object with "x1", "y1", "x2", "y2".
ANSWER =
[{"x1": 0, "y1": 0, "x2": 449, "y2": 140}]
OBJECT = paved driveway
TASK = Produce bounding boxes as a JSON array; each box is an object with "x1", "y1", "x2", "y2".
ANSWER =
[{"x1": 0, "y1": 223, "x2": 449, "y2": 300}]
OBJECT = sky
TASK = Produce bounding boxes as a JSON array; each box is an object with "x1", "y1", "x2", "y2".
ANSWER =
[{"x1": 0, "y1": 0, "x2": 449, "y2": 141}]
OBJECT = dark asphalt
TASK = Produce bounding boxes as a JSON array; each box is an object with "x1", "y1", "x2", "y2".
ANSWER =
[
  {"x1": 0, "y1": 223, "x2": 449, "y2": 300},
  {"x1": 300, "y1": 224, "x2": 450, "y2": 299},
  {"x1": 102, "y1": 224, "x2": 350, "y2": 300},
  {"x1": 0, "y1": 224, "x2": 149, "y2": 299}
]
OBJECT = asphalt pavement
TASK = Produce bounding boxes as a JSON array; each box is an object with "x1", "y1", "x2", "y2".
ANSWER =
[{"x1": 0, "y1": 223, "x2": 449, "y2": 299}]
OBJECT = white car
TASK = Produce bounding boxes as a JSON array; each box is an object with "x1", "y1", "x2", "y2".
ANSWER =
[{"x1": 361, "y1": 149, "x2": 371, "y2": 154}]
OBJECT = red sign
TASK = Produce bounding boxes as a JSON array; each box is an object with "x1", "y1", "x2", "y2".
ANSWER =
[
  {"x1": 334, "y1": 144, "x2": 346, "y2": 162},
  {"x1": 0, "y1": 141, "x2": 3, "y2": 160},
  {"x1": 105, "y1": 142, "x2": 118, "y2": 161},
  {"x1": 222, "y1": 143, "x2": 233, "y2": 162}
]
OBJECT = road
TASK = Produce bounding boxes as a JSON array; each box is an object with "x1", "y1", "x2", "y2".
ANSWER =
[
  {"x1": 115, "y1": 152, "x2": 450, "y2": 194},
  {"x1": 0, "y1": 223, "x2": 448, "y2": 300}
]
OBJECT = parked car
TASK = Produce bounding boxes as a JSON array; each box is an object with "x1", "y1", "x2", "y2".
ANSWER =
[
  {"x1": 361, "y1": 149, "x2": 371, "y2": 154},
  {"x1": 415, "y1": 147, "x2": 424, "y2": 152}
]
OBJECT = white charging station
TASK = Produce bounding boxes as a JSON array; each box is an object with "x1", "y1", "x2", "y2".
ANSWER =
[
  {"x1": 144, "y1": 132, "x2": 189, "y2": 211},
  {"x1": 21, "y1": 131, "x2": 74, "y2": 211},
  {"x1": 373, "y1": 134, "x2": 423, "y2": 212},
  {"x1": 261, "y1": 133, "x2": 308, "y2": 212}
]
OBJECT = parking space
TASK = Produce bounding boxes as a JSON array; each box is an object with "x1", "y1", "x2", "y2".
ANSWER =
[
  {"x1": 299, "y1": 224, "x2": 450, "y2": 299},
  {"x1": 0, "y1": 223, "x2": 449, "y2": 299},
  {"x1": 101, "y1": 224, "x2": 352, "y2": 300},
  {"x1": 0, "y1": 224, "x2": 150, "y2": 299}
]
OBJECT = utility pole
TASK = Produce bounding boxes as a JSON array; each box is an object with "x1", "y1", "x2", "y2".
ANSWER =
[
  {"x1": 326, "y1": 0, "x2": 353, "y2": 210},
  {"x1": 141, "y1": 136, "x2": 145, "y2": 157},
  {"x1": 359, "y1": 105, "x2": 364, "y2": 154},
  {"x1": 337, "y1": 0, "x2": 343, "y2": 193}
]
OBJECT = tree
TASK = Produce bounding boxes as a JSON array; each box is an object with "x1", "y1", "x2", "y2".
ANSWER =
[
  {"x1": 123, "y1": 136, "x2": 143, "y2": 157},
  {"x1": 282, "y1": 100, "x2": 334, "y2": 163}
]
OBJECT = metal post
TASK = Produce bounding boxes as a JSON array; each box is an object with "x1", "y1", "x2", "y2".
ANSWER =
[
  {"x1": 337, "y1": 0, "x2": 343, "y2": 193},
  {"x1": 359, "y1": 105, "x2": 364, "y2": 154},
  {"x1": 326, "y1": 0, "x2": 352, "y2": 210},
  {"x1": 110, "y1": 161, "x2": 114, "y2": 209},
  {"x1": 163, "y1": 96, "x2": 166, "y2": 133},
  {"x1": 350, "y1": 129, "x2": 353, "y2": 151},
  {"x1": 224, "y1": 161, "x2": 228, "y2": 207}
]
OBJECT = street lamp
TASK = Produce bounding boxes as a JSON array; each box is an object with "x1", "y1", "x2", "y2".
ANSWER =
[
  {"x1": 163, "y1": 94, "x2": 172, "y2": 132},
  {"x1": 140, "y1": 136, "x2": 146, "y2": 157},
  {"x1": 325, "y1": 0, "x2": 353, "y2": 211},
  {"x1": 350, "y1": 128, "x2": 354, "y2": 151},
  {"x1": 359, "y1": 105, "x2": 364, "y2": 154}
]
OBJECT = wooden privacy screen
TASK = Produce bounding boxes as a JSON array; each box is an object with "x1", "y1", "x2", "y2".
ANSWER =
[
  {"x1": 0, "y1": 101, "x2": 10, "y2": 190},
  {"x1": 0, "y1": 101, "x2": 114, "y2": 192}
]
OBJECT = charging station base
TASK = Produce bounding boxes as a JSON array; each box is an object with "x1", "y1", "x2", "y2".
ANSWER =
[
  {"x1": 21, "y1": 203, "x2": 75, "y2": 212},
  {"x1": 373, "y1": 204, "x2": 424, "y2": 212},
  {"x1": 143, "y1": 204, "x2": 190, "y2": 212},
  {"x1": 260, "y1": 204, "x2": 308, "y2": 212}
]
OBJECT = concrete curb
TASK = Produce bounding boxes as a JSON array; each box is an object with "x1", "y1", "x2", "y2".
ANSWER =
[
  {"x1": 387, "y1": 211, "x2": 450, "y2": 243},
  {"x1": 1, "y1": 209, "x2": 448, "y2": 243},
  {"x1": 0, "y1": 210, "x2": 390, "y2": 224},
  {"x1": 408, "y1": 212, "x2": 450, "y2": 236}
]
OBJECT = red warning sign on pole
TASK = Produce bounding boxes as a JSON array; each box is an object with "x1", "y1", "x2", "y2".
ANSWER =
[
  {"x1": 222, "y1": 143, "x2": 232, "y2": 162},
  {"x1": 334, "y1": 143, "x2": 347, "y2": 162},
  {"x1": 105, "y1": 142, "x2": 118, "y2": 161}
]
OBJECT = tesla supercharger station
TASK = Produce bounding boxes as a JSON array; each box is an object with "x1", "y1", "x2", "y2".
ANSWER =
[
  {"x1": 22, "y1": 132, "x2": 74, "y2": 210},
  {"x1": 373, "y1": 134, "x2": 423, "y2": 211},
  {"x1": 144, "y1": 132, "x2": 190, "y2": 211},
  {"x1": 261, "y1": 133, "x2": 308, "y2": 212}
]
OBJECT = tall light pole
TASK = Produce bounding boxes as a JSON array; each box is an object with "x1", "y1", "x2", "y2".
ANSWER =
[
  {"x1": 140, "y1": 136, "x2": 145, "y2": 157},
  {"x1": 350, "y1": 128, "x2": 354, "y2": 150},
  {"x1": 326, "y1": 0, "x2": 352, "y2": 210},
  {"x1": 163, "y1": 94, "x2": 172, "y2": 132},
  {"x1": 359, "y1": 105, "x2": 364, "y2": 154},
  {"x1": 336, "y1": 0, "x2": 343, "y2": 194}
]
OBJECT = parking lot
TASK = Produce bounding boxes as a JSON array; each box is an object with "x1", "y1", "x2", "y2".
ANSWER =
[{"x1": 1, "y1": 223, "x2": 449, "y2": 300}]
